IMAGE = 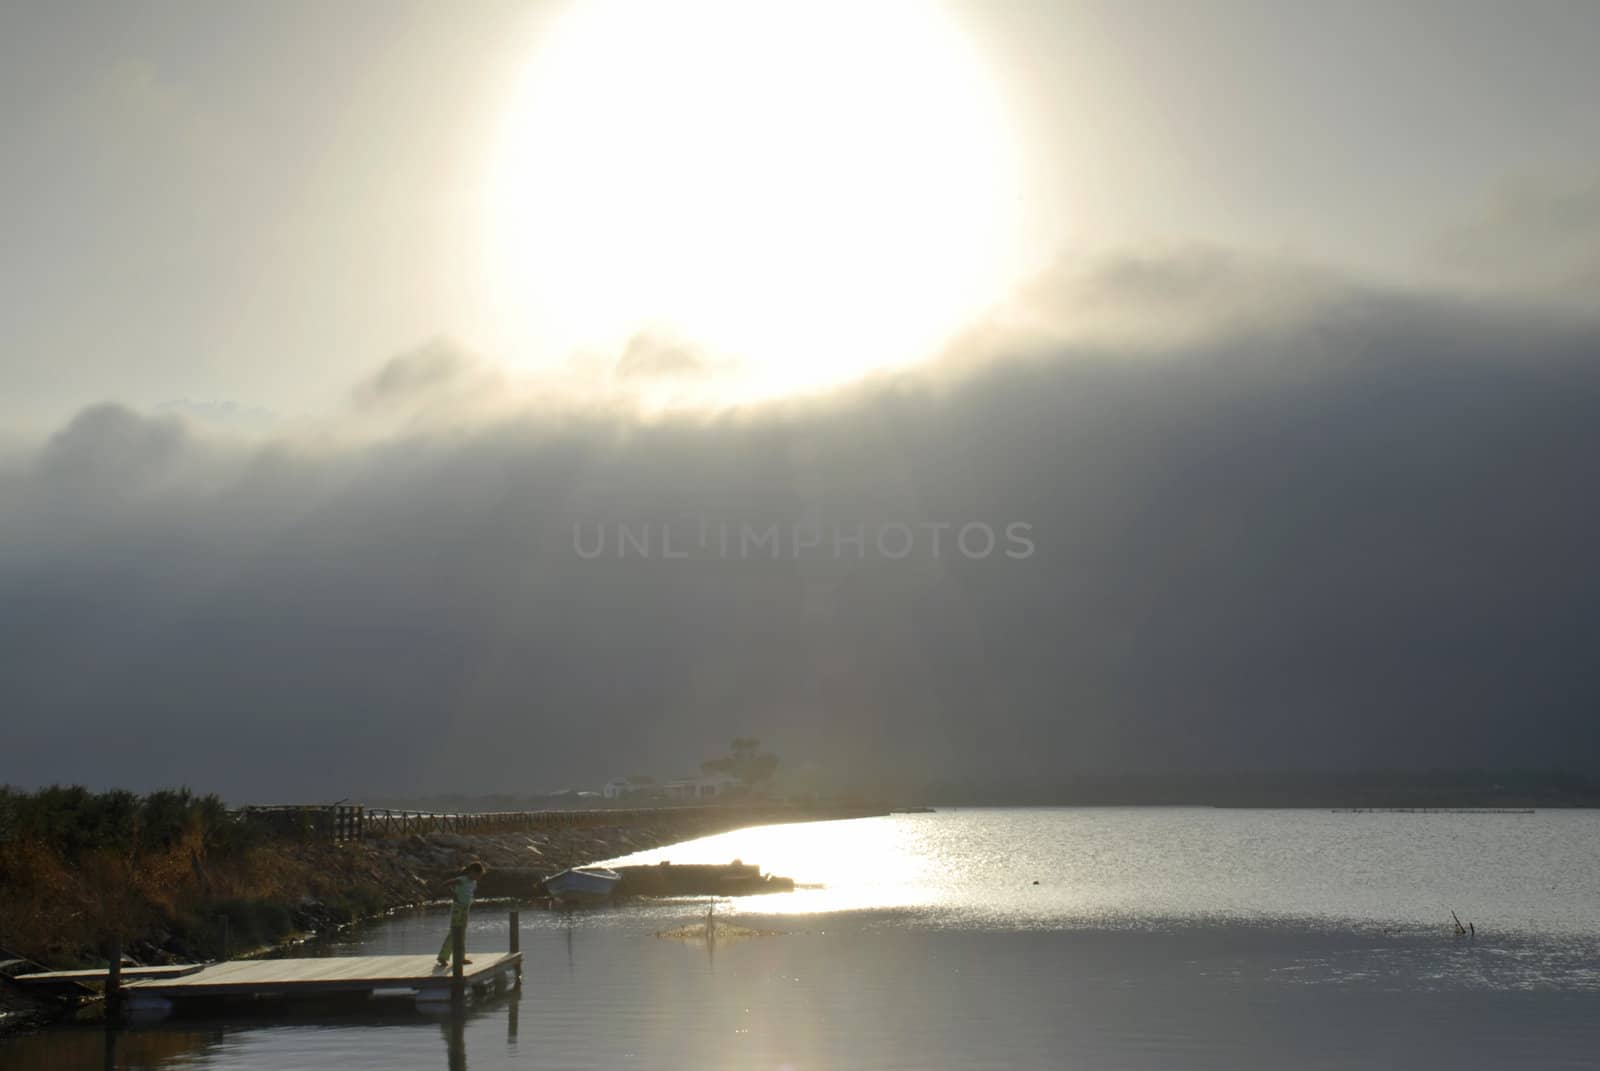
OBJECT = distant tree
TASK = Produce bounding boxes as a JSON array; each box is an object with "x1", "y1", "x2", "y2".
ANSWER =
[
  {"x1": 701, "y1": 739, "x2": 779, "y2": 784},
  {"x1": 742, "y1": 752, "x2": 779, "y2": 783}
]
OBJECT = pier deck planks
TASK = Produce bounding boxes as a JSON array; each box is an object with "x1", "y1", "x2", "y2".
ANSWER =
[
  {"x1": 119, "y1": 953, "x2": 521, "y2": 998},
  {"x1": 14, "y1": 964, "x2": 204, "y2": 985}
]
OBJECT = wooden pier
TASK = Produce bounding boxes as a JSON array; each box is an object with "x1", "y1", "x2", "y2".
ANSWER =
[
  {"x1": 13, "y1": 963, "x2": 203, "y2": 986},
  {"x1": 14, "y1": 911, "x2": 525, "y2": 1018},
  {"x1": 133, "y1": 953, "x2": 520, "y2": 1011},
  {"x1": 17, "y1": 954, "x2": 520, "y2": 1013}
]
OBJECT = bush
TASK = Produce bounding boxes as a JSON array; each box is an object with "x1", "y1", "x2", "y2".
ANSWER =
[
  {"x1": 0, "y1": 785, "x2": 251, "y2": 862},
  {"x1": 1, "y1": 784, "x2": 388, "y2": 967}
]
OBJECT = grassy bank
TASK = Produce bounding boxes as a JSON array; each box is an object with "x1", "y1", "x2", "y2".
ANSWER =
[
  {"x1": 1, "y1": 786, "x2": 871, "y2": 977},
  {"x1": 0, "y1": 787, "x2": 398, "y2": 969}
]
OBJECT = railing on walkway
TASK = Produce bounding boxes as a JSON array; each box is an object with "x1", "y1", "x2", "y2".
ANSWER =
[
  {"x1": 359, "y1": 806, "x2": 720, "y2": 838},
  {"x1": 237, "y1": 804, "x2": 367, "y2": 843},
  {"x1": 234, "y1": 803, "x2": 819, "y2": 843}
]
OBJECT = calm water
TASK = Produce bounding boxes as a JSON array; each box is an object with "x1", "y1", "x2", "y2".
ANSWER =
[{"x1": 8, "y1": 808, "x2": 1600, "y2": 1069}]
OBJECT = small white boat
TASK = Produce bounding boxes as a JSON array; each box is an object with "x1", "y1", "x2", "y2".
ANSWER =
[{"x1": 544, "y1": 866, "x2": 621, "y2": 902}]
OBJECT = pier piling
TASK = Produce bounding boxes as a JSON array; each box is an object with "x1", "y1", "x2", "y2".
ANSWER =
[
  {"x1": 450, "y1": 922, "x2": 465, "y2": 1004},
  {"x1": 105, "y1": 936, "x2": 123, "y2": 1021},
  {"x1": 508, "y1": 910, "x2": 521, "y2": 982}
]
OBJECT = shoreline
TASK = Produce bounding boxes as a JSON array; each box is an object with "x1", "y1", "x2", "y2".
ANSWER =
[{"x1": 0, "y1": 804, "x2": 878, "y2": 1034}]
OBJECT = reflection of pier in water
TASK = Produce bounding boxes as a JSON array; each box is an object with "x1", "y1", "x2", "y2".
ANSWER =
[
  {"x1": 5, "y1": 911, "x2": 531, "y2": 1071},
  {"x1": 0, "y1": 989, "x2": 522, "y2": 1071}
]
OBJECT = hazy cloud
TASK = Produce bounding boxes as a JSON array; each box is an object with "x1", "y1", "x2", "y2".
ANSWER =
[
  {"x1": 1433, "y1": 172, "x2": 1600, "y2": 307},
  {"x1": 352, "y1": 337, "x2": 502, "y2": 408},
  {"x1": 3, "y1": 253, "x2": 1598, "y2": 801},
  {"x1": 613, "y1": 332, "x2": 712, "y2": 381},
  {"x1": 155, "y1": 398, "x2": 280, "y2": 433},
  {"x1": 34, "y1": 404, "x2": 192, "y2": 492}
]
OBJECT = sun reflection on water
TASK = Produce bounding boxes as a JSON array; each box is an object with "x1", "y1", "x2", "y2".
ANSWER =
[
  {"x1": 600, "y1": 808, "x2": 1600, "y2": 936},
  {"x1": 601, "y1": 815, "x2": 943, "y2": 916}
]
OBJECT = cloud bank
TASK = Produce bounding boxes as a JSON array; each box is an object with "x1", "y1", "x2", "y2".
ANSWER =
[{"x1": 3, "y1": 250, "x2": 1598, "y2": 800}]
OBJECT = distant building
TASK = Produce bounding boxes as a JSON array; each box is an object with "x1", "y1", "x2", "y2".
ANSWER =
[
  {"x1": 603, "y1": 777, "x2": 649, "y2": 800},
  {"x1": 662, "y1": 772, "x2": 741, "y2": 801}
]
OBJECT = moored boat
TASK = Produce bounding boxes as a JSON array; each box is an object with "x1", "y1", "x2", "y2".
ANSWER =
[{"x1": 544, "y1": 866, "x2": 621, "y2": 902}]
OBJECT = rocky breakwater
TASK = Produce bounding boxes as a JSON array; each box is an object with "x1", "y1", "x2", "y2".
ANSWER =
[{"x1": 377, "y1": 806, "x2": 859, "y2": 901}]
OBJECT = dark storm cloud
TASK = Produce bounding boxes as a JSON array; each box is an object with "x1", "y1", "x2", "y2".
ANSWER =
[{"x1": 3, "y1": 254, "x2": 1599, "y2": 801}]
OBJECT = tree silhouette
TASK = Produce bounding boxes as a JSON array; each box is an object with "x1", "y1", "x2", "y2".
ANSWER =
[{"x1": 701, "y1": 738, "x2": 779, "y2": 784}]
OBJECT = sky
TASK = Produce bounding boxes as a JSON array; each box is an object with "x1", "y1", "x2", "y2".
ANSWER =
[{"x1": 2, "y1": 1, "x2": 1599, "y2": 799}]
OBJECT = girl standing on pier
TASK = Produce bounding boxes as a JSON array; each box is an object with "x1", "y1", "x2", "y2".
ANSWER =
[{"x1": 435, "y1": 861, "x2": 487, "y2": 968}]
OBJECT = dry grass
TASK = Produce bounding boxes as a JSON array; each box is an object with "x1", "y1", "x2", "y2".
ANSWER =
[{"x1": 0, "y1": 787, "x2": 382, "y2": 968}]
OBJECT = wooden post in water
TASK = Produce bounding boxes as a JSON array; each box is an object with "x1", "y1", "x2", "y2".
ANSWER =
[
  {"x1": 451, "y1": 921, "x2": 465, "y2": 1003},
  {"x1": 105, "y1": 936, "x2": 123, "y2": 1020},
  {"x1": 508, "y1": 910, "x2": 521, "y2": 982},
  {"x1": 446, "y1": 1000, "x2": 467, "y2": 1071}
]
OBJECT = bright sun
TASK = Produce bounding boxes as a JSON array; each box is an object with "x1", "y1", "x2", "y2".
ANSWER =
[{"x1": 486, "y1": 0, "x2": 1025, "y2": 401}]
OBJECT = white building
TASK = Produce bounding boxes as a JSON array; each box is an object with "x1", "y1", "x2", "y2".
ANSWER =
[
  {"x1": 602, "y1": 777, "x2": 649, "y2": 800},
  {"x1": 662, "y1": 772, "x2": 741, "y2": 801}
]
